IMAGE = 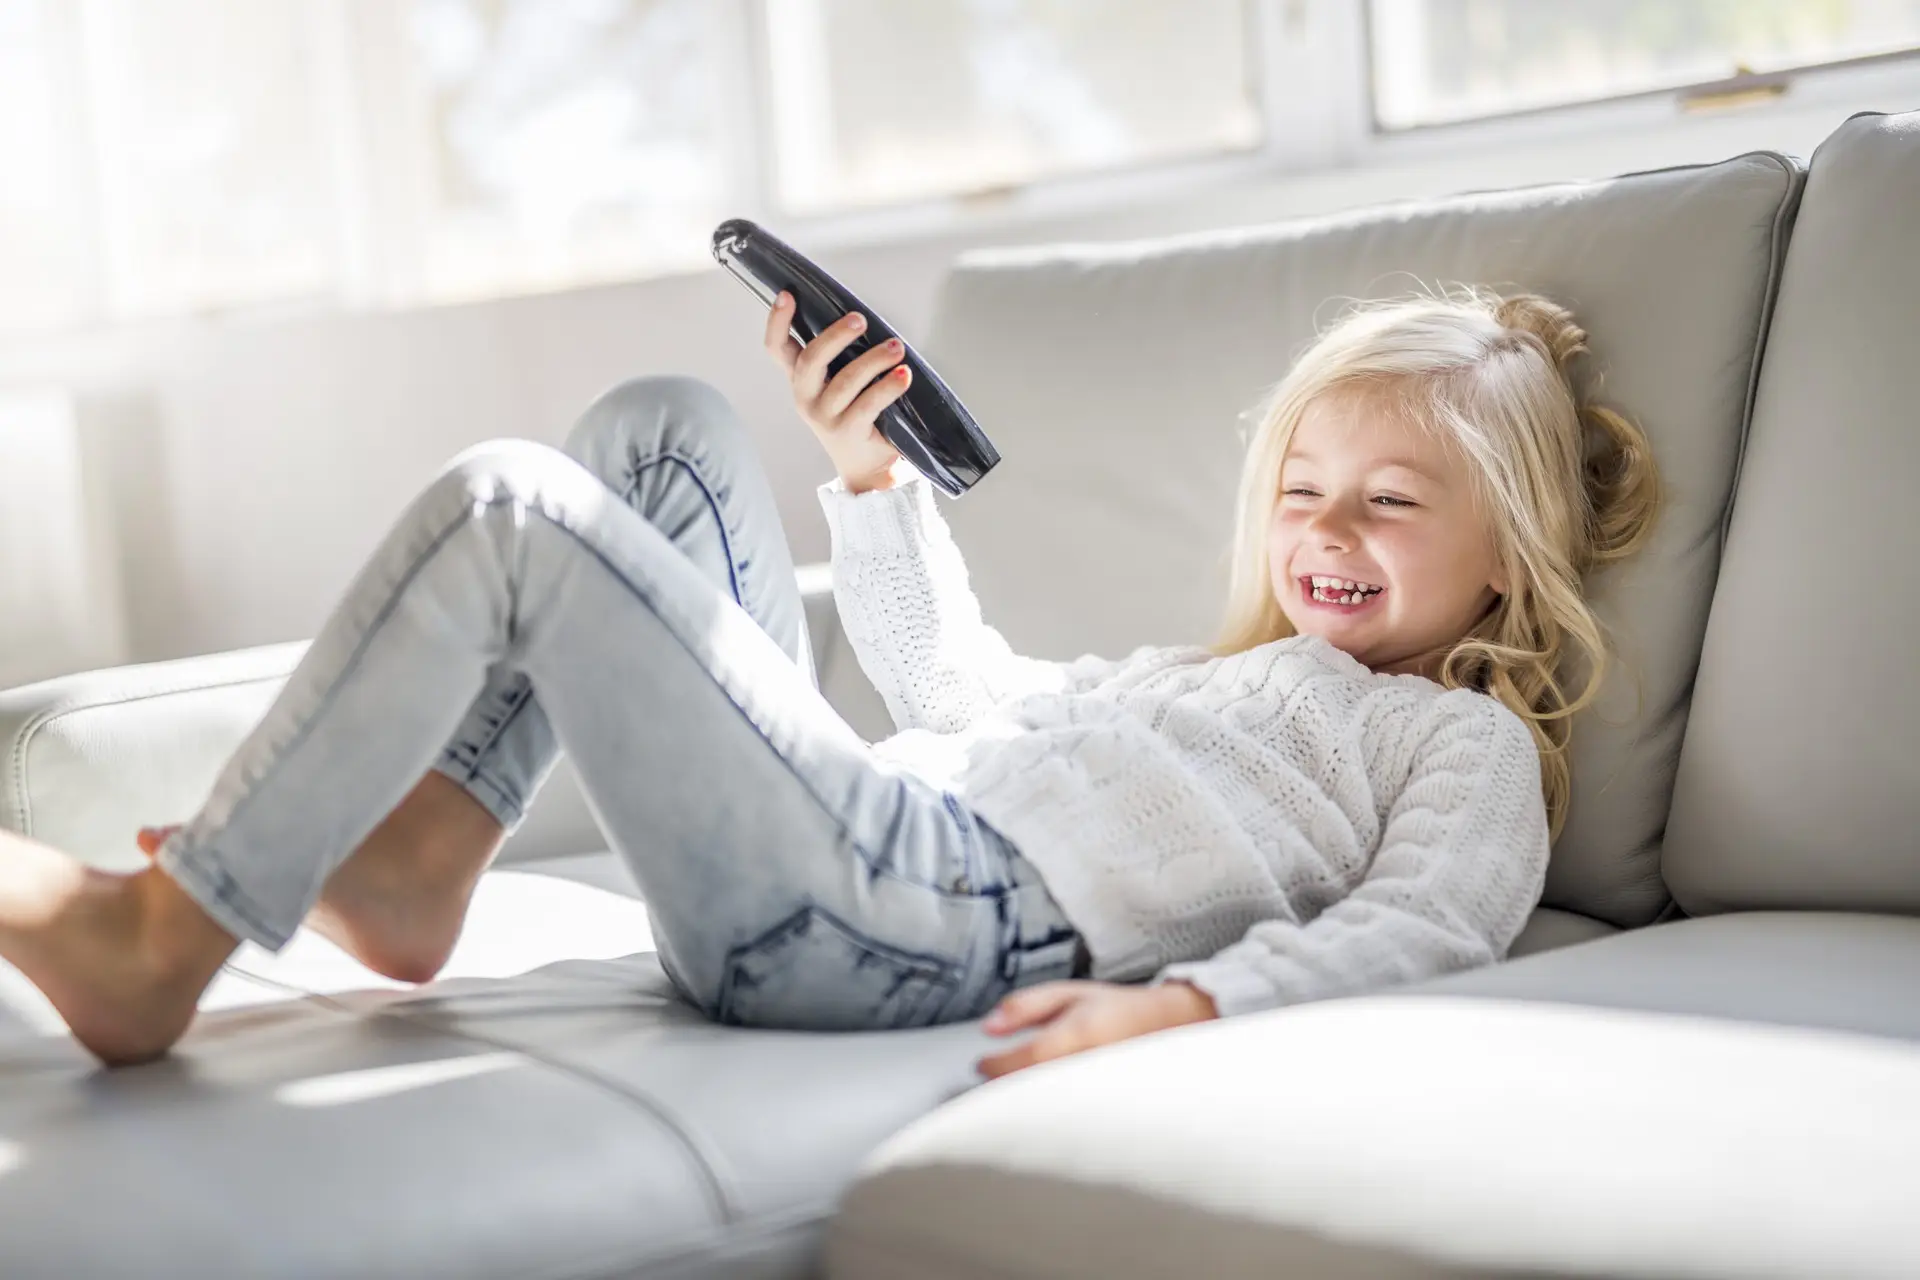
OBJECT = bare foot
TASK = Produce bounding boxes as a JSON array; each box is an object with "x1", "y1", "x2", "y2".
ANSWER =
[
  {"x1": 139, "y1": 774, "x2": 504, "y2": 986},
  {"x1": 0, "y1": 832, "x2": 237, "y2": 1065}
]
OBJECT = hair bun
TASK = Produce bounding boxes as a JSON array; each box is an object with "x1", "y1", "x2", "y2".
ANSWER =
[
  {"x1": 1491, "y1": 291, "x2": 1658, "y2": 571},
  {"x1": 1494, "y1": 294, "x2": 1589, "y2": 375}
]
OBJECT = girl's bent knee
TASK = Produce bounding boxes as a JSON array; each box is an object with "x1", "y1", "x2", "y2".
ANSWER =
[
  {"x1": 430, "y1": 439, "x2": 586, "y2": 512},
  {"x1": 565, "y1": 375, "x2": 748, "y2": 478}
]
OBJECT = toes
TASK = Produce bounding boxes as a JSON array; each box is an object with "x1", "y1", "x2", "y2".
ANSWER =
[{"x1": 136, "y1": 825, "x2": 180, "y2": 858}]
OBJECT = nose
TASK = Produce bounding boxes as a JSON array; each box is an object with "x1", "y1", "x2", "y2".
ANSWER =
[{"x1": 1304, "y1": 495, "x2": 1359, "y2": 551}]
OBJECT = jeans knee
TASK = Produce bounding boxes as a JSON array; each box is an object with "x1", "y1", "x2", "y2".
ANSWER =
[
  {"x1": 431, "y1": 438, "x2": 584, "y2": 513},
  {"x1": 564, "y1": 375, "x2": 748, "y2": 491}
]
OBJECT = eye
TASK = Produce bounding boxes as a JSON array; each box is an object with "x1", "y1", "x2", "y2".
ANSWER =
[
  {"x1": 1372, "y1": 495, "x2": 1416, "y2": 508},
  {"x1": 1282, "y1": 487, "x2": 1319, "y2": 497}
]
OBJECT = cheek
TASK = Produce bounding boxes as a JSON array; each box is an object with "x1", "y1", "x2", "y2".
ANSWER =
[
  {"x1": 1267, "y1": 514, "x2": 1301, "y2": 572},
  {"x1": 1389, "y1": 526, "x2": 1493, "y2": 607}
]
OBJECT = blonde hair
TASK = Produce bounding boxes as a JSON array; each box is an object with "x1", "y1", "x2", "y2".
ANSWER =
[{"x1": 1214, "y1": 286, "x2": 1661, "y2": 840}]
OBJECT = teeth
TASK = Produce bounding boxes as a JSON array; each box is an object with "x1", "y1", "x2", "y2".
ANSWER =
[{"x1": 1309, "y1": 575, "x2": 1381, "y2": 594}]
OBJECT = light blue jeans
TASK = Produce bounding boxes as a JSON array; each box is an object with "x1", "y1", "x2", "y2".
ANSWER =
[{"x1": 156, "y1": 375, "x2": 1083, "y2": 1030}]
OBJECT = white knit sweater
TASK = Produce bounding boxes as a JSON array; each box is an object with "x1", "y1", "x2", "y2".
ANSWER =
[{"x1": 818, "y1": 472, "x2": 1551, "y2": 1018}]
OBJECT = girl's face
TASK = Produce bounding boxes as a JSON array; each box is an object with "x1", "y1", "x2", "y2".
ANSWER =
[{"x1": 1269, "y1": 390, "x2": 1506, "y2": 678}]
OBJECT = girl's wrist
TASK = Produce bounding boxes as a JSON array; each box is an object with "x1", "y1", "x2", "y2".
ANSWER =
[
  {"x1": 841, "y1": 457, "x2": 912, "y2": 496},
  {"x1": 1157, "y1": 979, "x2": 1220, "y2": 1022}
]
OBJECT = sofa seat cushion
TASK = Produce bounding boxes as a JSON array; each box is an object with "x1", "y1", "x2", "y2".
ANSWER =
[
  {"x1": 0, "y1": 851, "x2": 1004, "y2": 1280},
  {"x1": 0, "y1": 841, "x2": 1621, "y2": 1279},
  {"x1": 826, "y1": 913, "x2": 1920, "y2": 1280}
]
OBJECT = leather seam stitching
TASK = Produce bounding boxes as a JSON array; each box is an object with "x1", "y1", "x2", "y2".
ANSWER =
[
  {"x1": 6, "y1": 664, "x2": 298, "y2": 839},
  {"x1": 224, "y1": 960, "x2": 744, "y2": 1229}
]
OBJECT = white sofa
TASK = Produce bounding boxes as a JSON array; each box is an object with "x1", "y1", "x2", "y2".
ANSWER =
[{"x1": 3, "y1": 109, "x2": 1916, "y2": 1278}]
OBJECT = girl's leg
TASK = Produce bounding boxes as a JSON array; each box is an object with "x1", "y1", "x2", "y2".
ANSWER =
[
  {"x1": 225, "y1": 375, "x2": 820, "y2": 982},
  {"x1": 5, "y1": 400, "x2": 1077, "y2": 1061},
  {"x1": 429, "y1": 374, "x2": 816, "y2": 840}
]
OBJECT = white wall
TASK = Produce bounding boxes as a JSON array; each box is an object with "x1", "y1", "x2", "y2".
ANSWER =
[{"x1": 0, "y1": 86, "x2": 1908, "y2": 682}]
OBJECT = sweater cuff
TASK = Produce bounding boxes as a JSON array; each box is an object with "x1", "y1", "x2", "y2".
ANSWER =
[
  {"x1": 817, "y1": 469, "x2": 938, "y2": 562},
  {"x1": 1153, "y1": 959, "x2": 1285, "y2": 1020}
]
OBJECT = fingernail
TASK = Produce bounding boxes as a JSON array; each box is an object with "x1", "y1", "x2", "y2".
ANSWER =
[{"x1": 848, "y1": 314, "x2": 865, "y2": 330}]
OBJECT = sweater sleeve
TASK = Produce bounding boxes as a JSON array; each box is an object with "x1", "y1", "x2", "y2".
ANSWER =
[
  {"x1": 817, "y1": 470, "x2": 1124, "y2": 735},
  {"x1": 1152, "y1": 691, "x2": 1550, "y2": 1018}
]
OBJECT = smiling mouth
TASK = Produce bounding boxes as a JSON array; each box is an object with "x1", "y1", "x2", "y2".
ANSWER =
[{"x1": 1300, "y1": 575, "x2": 1385, "y2": 610}]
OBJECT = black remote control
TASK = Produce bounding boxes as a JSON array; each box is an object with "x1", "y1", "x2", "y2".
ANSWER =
[{"x1": 712, "y1": 218, "x2": 1000, "y2": 497}]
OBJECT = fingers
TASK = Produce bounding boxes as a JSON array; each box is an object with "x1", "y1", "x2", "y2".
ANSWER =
[
  {"x1": 835, "y1": 361, "x2": 912, "y2": 430},
  {"x1": 982, "y1": 981, "x2": 1083, "y2": 1036},
  {"x1": 976, "y1": 1037, "x2": 1044, "y2": 1079},
  {"x1": 791, "y1": 310, "x2": 871, "y2": 402},
  {"x1": 763, "y1": 292, "x2": 802, "y2": 374},
  {"x1": 977, "y1": 1019, "x2": 1093, "y2": 1080},
  {"x1": 818, "y1": 339, "x2": 909, "y2": 420}
]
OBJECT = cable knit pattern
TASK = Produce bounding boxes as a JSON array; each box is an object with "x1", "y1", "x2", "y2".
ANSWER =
[{"x1": 820, "y1": 472, "x2": 1551, "y2": 1018}]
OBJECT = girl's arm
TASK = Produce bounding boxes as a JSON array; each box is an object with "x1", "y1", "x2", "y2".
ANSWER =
[
  {"x1": 818, "y1": 466, "x2": 1127, "y2": 735},
  {"x1": 1153, "y1": 691, "x2": 1551, "y2": 1017}
]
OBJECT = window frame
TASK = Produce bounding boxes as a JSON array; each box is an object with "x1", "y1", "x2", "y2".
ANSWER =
[
  {"x1": 5, "y1": 0, "x2": 1920, "y2": 338},
  {"x1": 1359, "y1": 0, "x2": 1920, "y2": 136}
]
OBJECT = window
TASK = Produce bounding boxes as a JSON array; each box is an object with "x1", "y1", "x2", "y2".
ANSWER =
[
  {"x1": 0, "y1": 0, "x2": 91, "y2": 337},
  {"x1": 77, "y1": 0, "x2": 343, "y2": 316},
  {"x1": 763, "y1": 0, "x2": 1264, "y2": 215},
  {"x1": 1370, "y1": 0, "x2": 1920, "y2": 130},
  {"x1": 4, "y1": 0, "x2": 1915, "y2": 337},
  {"x1": 395, "y1": 0, "x2": 732, "y2": 303}
]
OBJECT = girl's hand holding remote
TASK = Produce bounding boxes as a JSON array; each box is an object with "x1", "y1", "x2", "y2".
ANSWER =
[{"x1": 764, "y1": 289, "x2": 913, "y2": 495}]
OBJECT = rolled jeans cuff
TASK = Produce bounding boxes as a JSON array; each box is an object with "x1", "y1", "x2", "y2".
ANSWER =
[{"x1": 431, "y1": 753, "x2": 530, "y2": 834}]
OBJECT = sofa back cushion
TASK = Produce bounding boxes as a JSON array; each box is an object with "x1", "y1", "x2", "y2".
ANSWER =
[
  {"x1": 1666, "y1": 112, "x2": 1920, "y2": 913},
  {"x1": 923, "y1": 152, "x2": 1802, "y2": 928}
]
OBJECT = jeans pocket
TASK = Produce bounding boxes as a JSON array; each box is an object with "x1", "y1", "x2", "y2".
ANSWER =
[{"x1": 716, "y1": 905, "x2": 964, "y2": 1031}]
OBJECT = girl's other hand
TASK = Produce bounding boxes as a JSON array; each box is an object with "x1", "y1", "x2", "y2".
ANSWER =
[
  {"x1": 762, "y1": 290, "x2": 909, "y2": 494},
  {"x1": 975, "y1": 979, "x2": 1219, "y2": 1079}
]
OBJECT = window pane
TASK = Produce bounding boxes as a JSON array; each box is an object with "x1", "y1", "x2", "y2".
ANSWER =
[
  {"x1": 0, "y1": 0, "x2": 91, "y2": 336},
  {"x1": 402, "y1": 0, "x2": 728, "y2": 303},
  {"x1": 79, "y1": 0, "x2": 341, "y2": 316},
  {"x1": 766, "y1": 0, "x2": 1262, "y2": 215},
  {"x1": 1372, "y1": 0, "x2": 1920, "y2": 130}
]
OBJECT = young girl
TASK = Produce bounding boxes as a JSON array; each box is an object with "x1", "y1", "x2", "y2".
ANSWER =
[{"x1": 0, "y1": 283, "x2": 1657, "y2": 1070}]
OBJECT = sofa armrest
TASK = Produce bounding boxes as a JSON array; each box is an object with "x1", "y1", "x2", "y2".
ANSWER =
[
  {"x1": 0, "y1": 566, "x2": 896, "y2": 873},
  {"x1": 0, "y1": 641, "x2": 308, "y2": 870}
]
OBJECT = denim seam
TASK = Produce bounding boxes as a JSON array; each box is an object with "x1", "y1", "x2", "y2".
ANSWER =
[
  {"x1": 715, "y1": 901, "x2": 967, "y2": 1027},
  {"x1": 528, "y1": 491, "x2": 997, "y2": 898},
  {"x1": 450, "y1": 445, "x2": 748, "y2": 799},
  {"x1": 175, "y1": 481, "x2": 922, "y2": 953},
  {"x1": 165, "y1": 506, "x2": 481, "y2": 931},
  {"x1": 433, "y1": 755, "x2": 526, "y2": 829},
  {"x1": 446, "y1": 681, "x2": 535, "y2": 803},
  {"x1": 452, "y1": 446, "x2": 741, "y2": 794},
  {"x1": 162, "y1": 840, "x2": 285, "y2": 946},
  {"x1": 624, "y1": 448, "x2": 747, "y2": 606}
]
